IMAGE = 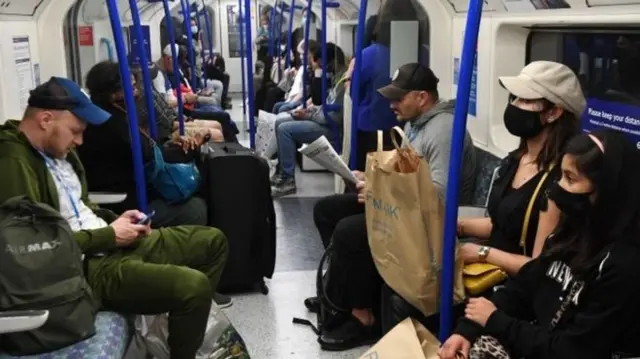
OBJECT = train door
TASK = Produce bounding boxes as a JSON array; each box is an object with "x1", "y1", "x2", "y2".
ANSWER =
[{"x1": 219, "y1": 0, "x2": 258, "y2": 92}]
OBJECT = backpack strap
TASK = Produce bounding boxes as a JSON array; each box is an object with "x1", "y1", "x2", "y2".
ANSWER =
[{"x1": 520, "y1": 164, "x2": 556, "y2": 254}]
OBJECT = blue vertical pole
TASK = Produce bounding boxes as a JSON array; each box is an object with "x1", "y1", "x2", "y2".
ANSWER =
[
  {"x1": 105, "y1": 0, "x2": 147, "y2": 212},
  {"x1": 195, "y1": 9, "x2": 207, "y2": 84},
  {"x1": 128, "y1": 0, "x2": 157, "y2": 141},
  {"x1": 202, "y1": 0, "x2": 214, "y2": 61},
  {"x1": 238, "y1": 1, "x2": 247, "y2": 117},
  {"x1": 162, "y1": 0, "x2": 185, "y2": 136},
  {"x1": 277, "y1": 1, "x2": 286, "y2": 82},
  {"x1": 285, "y1": 0, "x2": 296, "y2": 69},
  {"x1": 181, "y1": 0, "x2": 198, "y2": 90},
  {"x1": 301, "y1": 4, "x2": 312, "y2": 109},
  {"x1": 348, "y1": 0, "x2": 367, "y2": 170},
  {"x1": 244, "y1": 0, "x2": 256, "y2": 148},
  {"x1": 439, "y1": 0, "x2": 484, "y2": 341},
  {"x1": 320, "y1": 0, "x2": 340, "y2": 151},
  {"x1": 268, "y1": 4, "x2": 277, "y2": 57}
]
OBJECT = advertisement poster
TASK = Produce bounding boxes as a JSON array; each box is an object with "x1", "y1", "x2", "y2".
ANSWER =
[
  {"x1": 581, "y1": 97, "x2": 640, "y2": 149},
  {"x1": 453, "y1": 54, "x2": 477, "y2": 117},
  {"x1": 13, "y1": 36, "x2": 33, "y2": 111}
]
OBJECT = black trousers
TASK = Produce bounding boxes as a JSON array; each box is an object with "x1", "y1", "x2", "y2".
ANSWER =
[
  {"x1": 314, "y1": 194, "x2": 381, "y2": 311},
  {"x1": 264, "y1": 86, "x2": 285, "y2": 114}
]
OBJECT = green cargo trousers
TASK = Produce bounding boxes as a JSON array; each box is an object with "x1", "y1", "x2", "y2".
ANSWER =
[{"x1": 85, "y1": 225, "x2": 229, "y2": 359}]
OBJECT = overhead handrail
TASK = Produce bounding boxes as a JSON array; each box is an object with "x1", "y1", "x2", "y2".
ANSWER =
[
  {"x1": 320, "y1": 0, "x2": 341, "y2": 151},
  {"x1": 238, "y1": 0, "x2": 247, "y2": 117},
  {"x1": 128, "y1": 0, "x2": 157, "y2": 141},
  {"x1": 105, "y1": 0, "x2": 148, "y2": 212},
  {"x1": 439, "y1": 0, "x2": 485, "y2": 341},
  {"x1": 301, "y1": 4, "x2": 313, "y2": 109},
  {"x1": 284, "y1": 0, "x2": 297, "y2": 69},
  {"x1": 348, "y1": 0, "x2": 368, "y2": 169},
  {"x1": 180, "y1": 0, "x2": 199, "y2": 90},
  {"x1": 100, "y1": 38, "x2": 114, "y2": 61},
  {"x1": 243, "y1": 0, "x2": 256, "y2": 148},
  {"x1": 161, "y1": 0, "x2": 186, "y2": 136}
]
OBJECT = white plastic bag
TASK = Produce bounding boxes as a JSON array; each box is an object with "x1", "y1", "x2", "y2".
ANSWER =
[
  {"x1": 256, "y1": 110, "x2": 278, "y2": 158},
  {"x1": 134, "y1": 302, "x2": 250, "y2": 359}
]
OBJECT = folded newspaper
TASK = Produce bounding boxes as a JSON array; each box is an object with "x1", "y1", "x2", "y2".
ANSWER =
[{"x1": 298, "y1": 136, "x2": 359, "y2": 184}]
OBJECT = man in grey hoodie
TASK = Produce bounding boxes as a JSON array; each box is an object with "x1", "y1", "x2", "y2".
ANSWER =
[
  {"x1": 309, "y1": 62, "x2": 477, "y2": 352},
  {"x1": 377, "y1": 62, "x2": 476, "y2": 203}
]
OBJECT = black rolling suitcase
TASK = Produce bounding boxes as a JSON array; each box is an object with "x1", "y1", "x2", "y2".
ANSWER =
[{"x1": 200, "y1": 142, "x2": 276, "y2": 294}]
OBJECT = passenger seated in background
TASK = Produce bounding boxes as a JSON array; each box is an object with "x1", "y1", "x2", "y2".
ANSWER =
[
  {"x1": 263, "y1": 50, "x2": 298, "y2": 112},
  {"x1": 457, "y1": 61, "x2": 583, "y2": 282},
  {"x1": 0, "y1": 77, "x2": 229, "y2": 358},
  {"x1": 310, "y1": 63, "x2": 477, "y2": 351},
  {"x1": 204, "y1": 53, "x2": 232, "y2": 109},
  {"x1": 272, "y1": 40, "x2": 318, "y2": 114},
  {"x1": 440, "y1": 130, "x2": 640, "y2": 359},
  {"x1": 270, "y1": 44, "x2": 348, "y2": 197},
  {"x1": 79, "y1": 61, "x2": 208, "y2": 227}
]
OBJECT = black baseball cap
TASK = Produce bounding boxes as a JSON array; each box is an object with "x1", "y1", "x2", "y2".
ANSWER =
[
  {"x1": 378, "y1": 63, "x2": 439, "y2": 101},
  {"x1": 28, "y1": 77, "x2": 111, "y2": 126}
]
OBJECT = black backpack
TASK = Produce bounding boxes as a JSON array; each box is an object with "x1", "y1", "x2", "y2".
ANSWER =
[
  {"x1": 293, "y1": 243, "x2": 350, "y2": 335},
  {"x1": 0, "y1": 196, "x2": 98, "y2": 355}
]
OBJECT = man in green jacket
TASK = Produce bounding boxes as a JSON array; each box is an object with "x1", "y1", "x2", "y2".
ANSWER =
[{"x1": 0, "y1": 76, "x2": 229, "y2": 359}]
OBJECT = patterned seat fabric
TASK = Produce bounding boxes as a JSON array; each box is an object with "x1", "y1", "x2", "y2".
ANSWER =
[
  {"x1": 471, "y1": 147, "x2": 502, "y2": 207},
  {"x1": 0, "y1": 312, "x2": 131, "y2": 359}
]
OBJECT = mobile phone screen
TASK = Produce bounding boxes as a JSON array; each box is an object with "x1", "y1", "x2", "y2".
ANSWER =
[{"x1": 137, "y1": 211, "x2": 155, "y2": 225}]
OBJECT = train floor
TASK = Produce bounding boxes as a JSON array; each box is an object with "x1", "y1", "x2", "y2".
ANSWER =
[{"x1": 223, "y1": 95, "x2": 369, "y2": 358}]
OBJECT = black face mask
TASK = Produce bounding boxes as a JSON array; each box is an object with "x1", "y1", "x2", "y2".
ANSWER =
[
  {"x1": 548, "y1": 182, "x2": 593, "y2": 218},
  {"x1": 503, "y1": 103, "x2": 545, "y2": 139}
]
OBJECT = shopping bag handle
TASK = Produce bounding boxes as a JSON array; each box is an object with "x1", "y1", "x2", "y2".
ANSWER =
[{"x1": 390, "y1": 126, "x2": 417, "y2": 152}]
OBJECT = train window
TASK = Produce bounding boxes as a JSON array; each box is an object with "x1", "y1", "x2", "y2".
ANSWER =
[
  {"x1": 527, "y1": 30, "x2": 640, "y2": 145},
  {"x1": 226, "y1": 5, "x2": 242, "y2": 58}
]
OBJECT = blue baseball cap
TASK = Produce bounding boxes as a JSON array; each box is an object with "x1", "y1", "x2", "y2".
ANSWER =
[{"x1": 27, "y1": 77, "x2": 112, "y2": 126}]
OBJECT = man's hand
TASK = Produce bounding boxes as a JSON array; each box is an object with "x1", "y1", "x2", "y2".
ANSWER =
[
  {"x1": 110, "y1": 210, "x2": 151, "y2": 248},
  {"x1": 438, "y1": 334, "x2": 471, "y2": 359},
  {"x1": 292, "y1": 108, "x2": 308, "y2": 118},
  {"x1": 184, "y1": 93, "x2": 198, "y2": 104},
  {"x1": 173, "y1": 136, "x2": 199, "y2": 152},
  {"x1": 354, "y1": 171, "x2": 367, "y2": 203}
]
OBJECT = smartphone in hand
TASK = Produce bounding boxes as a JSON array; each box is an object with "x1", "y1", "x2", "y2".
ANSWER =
[{"x1": 137, "y1": 211, "x2": 156, "y2": 225}]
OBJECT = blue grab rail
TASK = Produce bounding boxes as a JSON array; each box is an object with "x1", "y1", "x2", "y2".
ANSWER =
[
  {"x1": 320, "y1": 0, "x2": 341, "y2": 151},
  {"x1": 105, "y1": 0, "x2": 148, "y2": 212},
  {"x1": 301, "y1": 4, "x2": 313, "y2": 109},
  {"x1": 128, "y1": 0, "x2": 157, "y2": 141},
  {"x1": 284, "y1": 0, "x2": 296, "y2": 69},
  {"x1": 276, "y1": 1, "x2": 287, "y2": 82},
  {"x1": 161, "y1": 0, "x2": 186, "y2": 135},
  {"x1": 180, "y1": 0, "x2": 198, "y2": 90},
  {"x1": 202, "y1": 0, "x2": 214, "y2": 61},
  {"x1": 348, "y1": 0, "x2": 368, "y2": 170},
  {"x1": 194, "y1": 8, "x2": 207, "y2": 86},
  {"x1": 439, "y1": 0, "x2": 485, "y2": 341},
  {"x1": 268, "y1": 3, "x2": 277, "y2": 57},
  {"x1": 243, "y1": 0, "x2": 256, "y2": 148},
  {"x1": 238, "y1": 0, "x2": 247, "y2": 116}
]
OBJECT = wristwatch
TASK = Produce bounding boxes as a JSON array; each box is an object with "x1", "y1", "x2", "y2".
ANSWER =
[{"x1": 478, "y1": 246, "x2": 491, "y2": 262}]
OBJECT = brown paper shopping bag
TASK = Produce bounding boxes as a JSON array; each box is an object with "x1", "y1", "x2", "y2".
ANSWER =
[
  {"x1": 364, "y1": 126, "x2": 465, "y2": 317},
  {"x1": 359, "y1": 318, "x2": 440, "y2": 359}
]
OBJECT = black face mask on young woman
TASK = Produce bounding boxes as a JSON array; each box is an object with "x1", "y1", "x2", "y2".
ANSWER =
[
  {"x1": 503, "y1": 103, "x2": 546, "y2": 139},
  {"x1": 548, "y1": 182, "x2": 593, "y2": 218}
]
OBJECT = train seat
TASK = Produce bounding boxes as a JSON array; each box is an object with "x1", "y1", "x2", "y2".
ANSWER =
[{"x1": 0, "y1": 311, "x2": 132, "y2": 359}]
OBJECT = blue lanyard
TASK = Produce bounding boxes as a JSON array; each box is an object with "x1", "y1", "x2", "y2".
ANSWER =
[
  {"x1": 40, "y1": 152, "x2": 82, "y2": 226},
  {"x1": 407, "y1": 127, "x2": 418, "y2": 142}
]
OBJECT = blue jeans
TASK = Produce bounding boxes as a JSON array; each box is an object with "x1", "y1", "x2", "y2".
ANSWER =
[
  {"x1": 273, "y1": 99, "x2": 302, "y2": 114},
  {"x1": 276, "y1": 120, "x2": 333, "y2": 177}
]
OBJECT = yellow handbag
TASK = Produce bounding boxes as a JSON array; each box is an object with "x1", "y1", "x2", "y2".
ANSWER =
[{"x1": 463, "y1": 165, "x2": 554, "y2": 296}]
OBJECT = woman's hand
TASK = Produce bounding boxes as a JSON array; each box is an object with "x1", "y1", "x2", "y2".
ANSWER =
[
  {"x1": 173, "y1": 136, "x2": 199, "y2": 153},
  {"x1": 465, "y1": 297, "x2": 497, "y2": 327},
  {"x1": 438, "y1": 334, "x2": 471, "y2": 359},
  {"x1": 353, "y1": 171, "x2": 367, "y2": 203},
  {"x1": 460, "y1": 243, "x2": 482, "y2": 264}
]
